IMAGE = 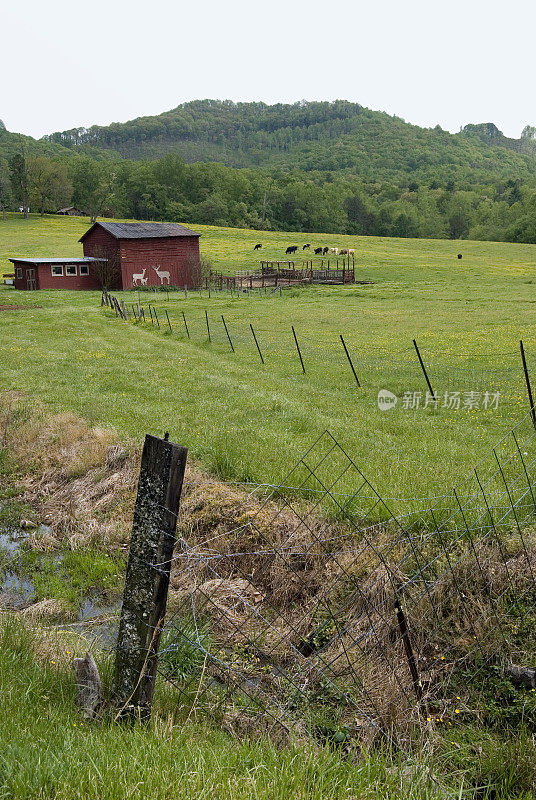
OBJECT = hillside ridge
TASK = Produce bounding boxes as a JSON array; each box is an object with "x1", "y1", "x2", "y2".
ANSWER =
[{"x1": 41, "y1": 99, "x2": 536, "y2": 184}]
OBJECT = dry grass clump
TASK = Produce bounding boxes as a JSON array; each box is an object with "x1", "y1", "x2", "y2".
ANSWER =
[
  {"x1": 7, "y1": 614, "x2": 90, "y2": 670},
  {"x1": 1, "y1": 392, "x2": 138, "y2": 550},
  {"x1": 20, "y1": 598, "x2": 75, "y2": 624}
]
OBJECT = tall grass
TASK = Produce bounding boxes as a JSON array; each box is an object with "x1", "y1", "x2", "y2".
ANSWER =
[{"x1": 0, "y1": 616, "x2": 454, "y2": 800}]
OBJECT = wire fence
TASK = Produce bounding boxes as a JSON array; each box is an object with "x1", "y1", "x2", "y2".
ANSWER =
[
  {"x1": 121, "y1": 406, "x2": 536, "y2": 750},
  {"x1": 102, "y1": 291, "x2": 533, "y2": 417}
]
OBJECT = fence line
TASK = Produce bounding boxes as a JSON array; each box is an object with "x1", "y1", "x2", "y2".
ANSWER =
[{"x1": 101, "y1": 291, "x2": 536, "y2": 409}]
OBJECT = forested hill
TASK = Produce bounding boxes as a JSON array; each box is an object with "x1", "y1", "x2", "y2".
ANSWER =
[
  {"x1": 0, "y1": 126, "x2": 120, "y2": 163},
  {"x1": 43, "y1": 100, "x2": 536, "y2": 185}
]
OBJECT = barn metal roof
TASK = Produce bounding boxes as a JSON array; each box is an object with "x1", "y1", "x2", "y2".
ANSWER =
[
  {"x1": 79, "y1": 221, "x2": 201, "y2": 242},
  {"x1": 9, "y1": 257, "x2": 107, "y2": 264}
]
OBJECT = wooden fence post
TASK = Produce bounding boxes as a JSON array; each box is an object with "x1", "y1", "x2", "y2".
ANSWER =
[{"x1": 113, "y1": 434, "x2": 188, "y2": 721}]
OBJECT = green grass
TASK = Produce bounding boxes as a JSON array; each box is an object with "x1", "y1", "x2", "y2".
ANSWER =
[
  {"x1": 18, "y1": 548, "x2": 123, "y2": 610},
  {"x1": 3, "y1": 615, "x2": 536, "y2": 799},
  {"x1": 4, "y1": 216, "x2": 536, "y2": 797},
  {"x1": 2, "y1": 214, "x2": 536, "y2": 508},
  {"x1": 0, "y1": 616, "x2": 456, "y2": 800}
]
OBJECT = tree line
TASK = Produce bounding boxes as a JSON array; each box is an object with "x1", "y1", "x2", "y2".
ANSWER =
[{"x1": 3, "y1": 150, "x2": 536, "y2": 243}]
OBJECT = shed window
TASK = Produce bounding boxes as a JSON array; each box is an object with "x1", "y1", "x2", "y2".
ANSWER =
[
  {"x1": 51, "y1": 265, "x2": 63, "y2": 276},
  {"x1": 66, "y1": 265, "x2": 77, "y2": 276},
  {"x1": 79, "y1": 264, "x2": 89, "y2": 276},
  {"x1": 16, "y1": 268, "x2": 23, "y2": 279}
]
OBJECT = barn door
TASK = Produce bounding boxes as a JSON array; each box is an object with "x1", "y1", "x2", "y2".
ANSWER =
[{"x1": 26, "y1": 269, "x2": 36, "y2": 290}]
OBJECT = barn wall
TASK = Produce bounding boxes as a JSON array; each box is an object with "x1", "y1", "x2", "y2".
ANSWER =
[
  {"x1": 37, "y1": 265, "x2": 102, "y2": 290},
  {"x1": 13, "y1": 265, "x2": 28, "y2": 290},
  {"x1": 81, "y1": 227, "x2": 122, "y2": 289},
  {"x1": 119, "y1": 237, "x2": 201, "y2": 289}
]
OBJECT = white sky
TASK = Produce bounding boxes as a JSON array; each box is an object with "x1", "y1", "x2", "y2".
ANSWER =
[{"x1": 3, "y1": 0, "x2": 535, "y2": 140}]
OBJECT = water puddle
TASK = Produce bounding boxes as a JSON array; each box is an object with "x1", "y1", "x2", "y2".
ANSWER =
[
  {"x1": 0, "y1": 529, "x2": 28, "y2": 556},
  {"x1": 64, "y1": 596, "x2": 122, "y2": 649},
  {"x1": 1, "y1": 571, "x2": 36, "y2": 608},
  {"x1": 0, "y1": 524, "x2": 121, "y2": 647},
  {"x1": 78, "y1": 595, "x2": 121, "y2": 621}
]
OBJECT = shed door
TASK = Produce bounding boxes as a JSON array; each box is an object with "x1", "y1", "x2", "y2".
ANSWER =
[{"x1": 26, "y1": 268, "x2": 36, "y2": 290}]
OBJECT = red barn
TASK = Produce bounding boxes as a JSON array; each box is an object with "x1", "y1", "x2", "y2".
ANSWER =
[
  {"x1": 79, "y1": 221, "x2": 201, "y2": 290},
  {"x1": 10, "y1": 257, "x2": 107, "y2": 291}
]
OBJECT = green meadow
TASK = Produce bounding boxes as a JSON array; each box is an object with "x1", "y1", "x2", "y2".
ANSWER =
[
  {"x1": 2, "y1": 214, "x2": 536, "y2": 509},
  {"x1": 4, "y1": 215, "x2": 536, "y2": 798}
]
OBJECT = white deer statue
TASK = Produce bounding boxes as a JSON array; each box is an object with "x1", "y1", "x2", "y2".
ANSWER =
[
  {"x1": 132, "y1": 268, "x2": 147, "y2": 286},
  {"x1": 153, "y1": 265, "x2": 170, "y2": 285}
]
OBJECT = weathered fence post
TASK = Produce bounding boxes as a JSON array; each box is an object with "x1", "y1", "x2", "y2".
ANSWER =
[{"x1": 113, "y1": 434, "x2": 188, "y2": 721}]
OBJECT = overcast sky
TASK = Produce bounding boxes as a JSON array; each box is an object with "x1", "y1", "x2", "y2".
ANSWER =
[{"x1": 3, "y1": 0, "x2": 535, "y2": 140}]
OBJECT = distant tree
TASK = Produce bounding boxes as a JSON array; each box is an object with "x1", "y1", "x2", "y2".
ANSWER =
[
  {"x1": 391, "y1": 212, "x2": 419, "y2": 238},
  {"x1": 9, "y1": 152, "x2": 29, "y2": 217},
  {"x1": 71, "y1": 157, "x2": 114, "y2": 222},
  {"x1": 27, "y1": 157, "x2": 72, "y2": 215},
  {"x1": 0, "y1": 161, "x2": 12, "y2": 220},
  {"x1": 505, "y1": 215, "x2": 536, "y2": 243},
  {"x1": 507, "y1": 182, "x2": 523, "y2": 206},
  {"x1": 521, "y1": 125, "x2": 536, "y2": 139},
  {"x1": 445, "y1": 180, "x2": 455, "y2": 193},
  {"x1": 88, "y1": 245, "x2": 121, "y2": 290},
  {"x1": 408, "y1": 181, "x2": 418, "y2": 192},
  {"x1": 344, "y1": 195, "x2": 375, "y2": 234},
  {"x1": 448, "y1": 208, "x2": 470, "y2": 239},
  {"x1": 193, "y1": 195, "x2": 229, "y2": 226}
]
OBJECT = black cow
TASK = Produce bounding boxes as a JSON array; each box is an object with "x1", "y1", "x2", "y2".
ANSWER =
[
  {"x1": 322, "y1": 247, "x2": 329, "y2": 255},
  {"x1": 457, "y1": 254, "x2": 462, "y2": 259},
  {"x1": 254, "y1": 243, "x2": 262, "y2": 251},
  {"x1": 286, "y1": 246, "x2": 298, "y2": 255},
  {"x1": 314, "y1": 247, "x2": 323, "y2": 255},
  {"x1": 303, "y1": 243, "x2": 310, "y2": 250}
]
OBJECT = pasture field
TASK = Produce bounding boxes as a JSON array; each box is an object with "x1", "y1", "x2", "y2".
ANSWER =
[
  {"x1": 4, "y1": 215, "x2": 536, "y2": 798},
  {"x1": 2, "y1": 214, "x2": 536, "y2": 509}
]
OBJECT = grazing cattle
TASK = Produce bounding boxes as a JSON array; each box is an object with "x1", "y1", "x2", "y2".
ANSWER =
[
  {"x1": 340, "y1": 248, "x2": 349, "y2": 255},
  {"x1": 285, "y1": 245, "x2": 298, "y2": 255},
  {"x1": 303, "y1": 243, "x2": 310, "y2": 250},
  {"x1": 314, "y1": 247, "x2": 323, "y2": 255},
  {"x1": 322, "y1": 247, "x2": 329, "y2": 255},
  {"x1": 458, "y1": 254, "x2": 462, "y2": 259},
  {"x1": 330, "y1": 247, "x2": 339, "y2": 255},
  {"x1": 254, "y1": 243, "x2": 262, "y2": 251},
  {"x1": 348, "y1": 249, "x2": 355, "y2": 255}
]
